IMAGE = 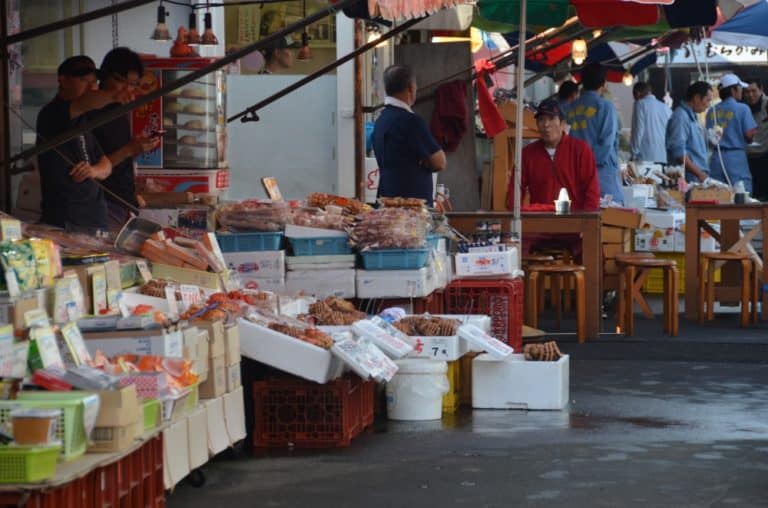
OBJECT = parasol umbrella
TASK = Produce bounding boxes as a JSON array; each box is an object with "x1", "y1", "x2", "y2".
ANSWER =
[
  {"x1": 711, "y1": 0, "x2": 768, "y2": 48},
  {"x1": 718, "y1": 0, "x2": 762, "y2": 20},
  {"x1": 581, "y1": 41, "x2": 658, "y2": 81}
]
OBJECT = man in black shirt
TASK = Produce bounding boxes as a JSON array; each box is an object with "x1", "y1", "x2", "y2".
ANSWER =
[
  {"x1": 36, "y1": 56, "x2": 115, "y2": 231},
  {"x1": 92, "y1": 47, "x2": 159, "y2": 224}
]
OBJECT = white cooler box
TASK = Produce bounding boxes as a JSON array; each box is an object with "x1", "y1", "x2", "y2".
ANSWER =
[
  {"x1": 472, "y1": 353, "x2": 569, "y2": 410},
  {"x1": 285, "y1": 269, "x2": 355, "y2": 298},
  {"x1": 454, "y1": 248, "x2": 519, "y2": 277},
  {"x1": 356, "y1": 267, "x2": 434, "y2": 298}
]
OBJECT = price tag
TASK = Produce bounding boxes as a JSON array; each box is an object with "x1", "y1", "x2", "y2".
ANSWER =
[
  {"x1": 165, "y1": 286, "x2": 179, "y2": 318},
  {"x1": 180, "y1": 284, "x2": 202, "y2": 311},
  {"x1": 136, "y1": 260, "x2": 153, "y2": 284}
]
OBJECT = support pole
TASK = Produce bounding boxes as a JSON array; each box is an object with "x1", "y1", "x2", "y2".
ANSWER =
[
  {"x1": 354, "y1": 19, "x2": 365, "y2": 200},
  {"x1": 512, "y1": 0, "x2": 527, "y2": 238},
  {"x1": 0, "y1": 3, "x2": 10, "y2": 212}
]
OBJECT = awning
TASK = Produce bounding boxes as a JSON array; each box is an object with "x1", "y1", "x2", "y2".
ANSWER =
[{"x1": 711, "y1": 0, "x2": 768, "y2": 48}]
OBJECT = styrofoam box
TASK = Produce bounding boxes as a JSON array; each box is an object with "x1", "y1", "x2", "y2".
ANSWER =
[
  {"x1": 284, "y1": 224, "x2": 347, "y2": 238},
  {"x1": 186, "y1": 406, "x2": 208, "y2": 470},
  {"x1": 84, "y1": 329, "x2": 183, "y2": 358},
  {"x1": 356, "y1": 267, "x2": 434, "y2": 299},
  {"x1": 236, "y1": 276, "x2": 285, "y2": 293},
  {"x1": 455, "y1": 248, "x2": 519, "y2": 277},
  {"x1": 286, "y1": 255, "x2": 356, "y2": 270},
  {"x1": 285, "y1": 269, "x2": 356, "y2": 298},
  {"x1": 406, "y1": 336, "x2": 468, "y2": 361},
  {"x1": 223, "y1": 386, "x2": 246, "y2": 443},
  {"x1": 223, "y1": 250, "x2": 286, "y2": 279},
  {"x1": 163, "y1": 418, "x2": 190, "y2": 490},
  {"x1": 429, "y1": 252, "x2": 451, "y2": 290},
  {"x1": 403, "y1": 314, "x2": 491, "y2": 354},
  {"x1": 472, "y1": 353, "x2": 569, "y2": 410},
  {"x1": 204, "y1": 397, "x2": 229, "y2": 455},
  {"x1": 238, "y1": 318, "x2": 344, "y2": 383}
]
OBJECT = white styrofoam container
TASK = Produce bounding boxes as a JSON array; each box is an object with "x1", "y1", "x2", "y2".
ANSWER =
[
  {"x1": 285, "y1": 269, "x2": 355, "y2": 298},
  {"x1": 223, "y1": 250, "x2": 286, "y2": 279},
  {"x1": 286, "y1": 254, "x2": 356, "y2": 270},
  {"x1": 406, "y1": 336, "x2": 468, "y2": 361},
  {"x1": 472, "y1": 353, "x2": 569, "y2": 410},
  {"x1": 356, "y1": 267, "x2": 433, "y2": 298},
  {"x1": 236, "y1": 276, "x2": 285, "y2": 293},
  {"x1": 238, "y1": 318, "x2": 343, "y2": 383},
  {"x1": 401, "y1": 314, "x2": 491, "y2": 355},
  {"x1": 454, "y1": 248, "x2": 519, "y2": 277},
  {"x1": 284, "y1": 224, "x2": 348, "y2": 238},
  {"x1": 84, "y1": 329, "x2": 183, "y2": 358}
]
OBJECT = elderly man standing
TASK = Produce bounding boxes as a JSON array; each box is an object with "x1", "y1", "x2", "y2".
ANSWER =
[
  {"x1": 630, "y1": 82, "x2": 671, "y2": 163},
  {"x1": 744, "y1": 79, "x2": 768, "y2": 200},
  {"x1": 666, "y1": 81, "x2": 712, "y2": 183},
  {"x1": 567, "y1": 63, "x2": 622, "y2": 204}
]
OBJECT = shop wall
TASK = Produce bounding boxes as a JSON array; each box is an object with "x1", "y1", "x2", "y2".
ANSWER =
[
  {"x1": 226, "y1": 75, "x2": 338, "y2": 200},
  {"x1": 395, "y1": 42, "x2": 479, "y2": 211}
]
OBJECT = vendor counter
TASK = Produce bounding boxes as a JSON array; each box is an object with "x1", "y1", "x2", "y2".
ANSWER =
[{"x1": 446, "y1": 211, "x2": 602, "y2": 339}]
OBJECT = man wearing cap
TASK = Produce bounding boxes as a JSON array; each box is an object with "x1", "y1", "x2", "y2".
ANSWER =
[
  {"x1": 507, "y1": 99, "x2": 600, "y2": 212},
  {"x1": 706, "y1": 73, "x2": 757, "y2": 192},
  {"x1": 743, "y1": 79, "x2": 768, "y2": 200},
  {"x1": 566, "y1": 63, "x2": 623, "y2": 204},
  {"x1": 372, "y1": 65, "x2": 446, "y2": 206},
  {"x1": 36, "y1": 56, "x2": 115, "y2": 231},
  {"x1": 666, "y1": 81, "x2": 712, "y2": 183},
  {"x1": 258, "y1": 36, "x2": 299, "y2": 74}
]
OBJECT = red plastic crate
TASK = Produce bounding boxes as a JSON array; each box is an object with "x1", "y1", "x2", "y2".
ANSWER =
[
  {"x1": 253, "y1": 375, "x2": 364, "y2": 450},
  {"x1": 444, "y1": 277, "x2": 523, "y2": 352},
  {"x1": 360, "y1": 378, "x2": 375, "y2": 430},
  {"x1": 413, "y1": 289, "x2": 445, "y2": 315}
]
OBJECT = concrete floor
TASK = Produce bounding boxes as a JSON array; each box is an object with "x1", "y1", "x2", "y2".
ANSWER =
[{"x1": 168, "y1": 305, "x2": 768, "y2": 508}]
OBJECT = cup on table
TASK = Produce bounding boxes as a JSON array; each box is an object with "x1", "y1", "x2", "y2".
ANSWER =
[
  {"x1": 554, "y1": 200, "x2": 571, "y2": 215},
  {"x1": 734, "y1": 193, "x2": 746, "y2": 204}
]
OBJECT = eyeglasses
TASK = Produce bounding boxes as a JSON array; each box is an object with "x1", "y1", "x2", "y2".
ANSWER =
[{"x1": 111, "y1": 73, "x2": 141, "y2": 88}]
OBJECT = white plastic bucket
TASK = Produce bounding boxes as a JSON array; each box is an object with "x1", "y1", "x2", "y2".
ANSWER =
[{"x1": 386, "y1": 359, "x2": 449, "y2": 421}]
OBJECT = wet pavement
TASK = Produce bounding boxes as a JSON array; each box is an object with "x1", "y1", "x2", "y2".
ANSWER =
[{"x1": 168, "y1": 304, "x2": 768, "y2": 508}]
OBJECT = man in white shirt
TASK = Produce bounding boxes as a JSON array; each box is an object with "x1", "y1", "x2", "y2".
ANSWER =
[
  {"x1": 630, "y1": 82, "x2": 672, "y2": 163},
  {"x1": 744, "y1": 79, "x2": 768, "y2": 200}
]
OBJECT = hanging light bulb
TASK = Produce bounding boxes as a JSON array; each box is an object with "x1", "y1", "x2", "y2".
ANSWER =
[
  {"x1": 592, "y1": 29, "x2": 602, "y2": 39},
  {"x1": 297, "y1": 32, "x2": 312, "y2": 61},
  {"x1": 201, "y1": 11, "x2": 218, "y2": 45},
  {"x1": 151, "y1": 2, "x2": 171, "y2": 41},
  {"x1": 623, "y1": 71, "x2": 634, "y2": 87},
  {"x1": 367, "y1": 29, "x2": 381, "y2": 45},
  {"x1": 187, "y1": 12, "x2": 201, "y2": 44},
  {"x1": 572, "y1": 38, "x2": 587, "y2": 65}
]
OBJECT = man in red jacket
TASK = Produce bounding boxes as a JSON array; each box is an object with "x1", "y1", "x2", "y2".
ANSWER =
[{"x1": 508, "y1": 99, "x2": 600, "y2": 211}]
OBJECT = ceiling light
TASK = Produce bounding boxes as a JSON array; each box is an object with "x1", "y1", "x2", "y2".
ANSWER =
[
  {"x1": 151, "y1": 3, "x2": 171, "y2": 41},
  {"x1": 623, "y1": 71, "x2": 634, "y2": 87},
  {"x1": 572, "y1": 38, "x2": 587, "y2": 66},
  {"x1": 201, "y1": 11, "x2": 218, "y2": 45},
  {"x1": 187, "y1": 12, "x2": 201, "y2": 44}
]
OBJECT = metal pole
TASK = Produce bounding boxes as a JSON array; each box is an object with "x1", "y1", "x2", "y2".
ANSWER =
[
  {"x1": 1, "y1": 0, "x2": 155, "y2": 46},
  {"x1": 4, "y1": 0, "x2": 359, "y2": 169},
  {"x1": 354, "y1": 18, "x2": 364, "y2": 200},
  {"x1": 0, "y1": 3, "x2": 10, "y2": 212},
  {"x1": 513, "y1": 0, "x2": 527, "y2": 238}
]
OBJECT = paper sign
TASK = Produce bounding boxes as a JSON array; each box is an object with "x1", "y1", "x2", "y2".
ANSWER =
[
  {"x1": 180, "y1": 284, "x2": 202, "y2": 311},
  {"x1": 0, "y1": 325, "x2": 14, "y2": 377},
  {"x1": 61, "y1": 322, "x2": 92, "y2": 366},
  {"x1": 165, "y1": 287, "x2": 179, "y2": 318},
  {"x1": 136, "y1": 260, "x2": 153, "y2": 284},
  {"x1": 458, "y1": 324, "x2": 514, "y2": 359},
  {"x1": 261, "y1": 177, "x2": 283, "y2": 201},
  {"x1": 0, "y1": 219, "x2": 22, "y2": 241}
]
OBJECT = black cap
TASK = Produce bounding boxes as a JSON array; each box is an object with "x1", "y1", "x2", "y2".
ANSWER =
[
  {"x1": 535, "y1": 99, "x2": 564, "y2": 120},
  {"x1": 57, "y1": 56, "x2": 97, "y2": 77}
]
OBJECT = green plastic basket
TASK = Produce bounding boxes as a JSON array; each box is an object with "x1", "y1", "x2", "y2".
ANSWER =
[
  {"x1": 0, "y1": 446, "x2": 59, "y2": 483},
  {"x1": 2, "y1": 392, "x2": 100, "y2": 461},
  {"x1": 142, "y1": 399, "x2": 161, "y2": 432}
]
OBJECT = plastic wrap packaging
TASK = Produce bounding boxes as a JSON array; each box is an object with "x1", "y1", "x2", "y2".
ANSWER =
[
  {"x1": 0, "y1": 240, "x2": 39, "y2": 293},
  {"x1": 393, "y1": 315, "x2": 460, "y2": 336},
  {"x1": 217, "y1": 200, "x2": 290, "y2": 232},
  {"x1": 303, "y1": 297, "x2": 366, "y2": 325},
  {"x1": 351, "y1": 208, "x2": 430, "y2": 250},
  {"x1": 306, "y1": 193, "x2": 372, "y2": 216},
  {"x1": 288, "y1": 207, "x2": 349, "y2": 231}
]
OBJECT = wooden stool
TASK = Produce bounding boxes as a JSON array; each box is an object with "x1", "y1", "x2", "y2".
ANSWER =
[
  {"x1": 522, "y1": 255, "x2": 555, "y2": 317},
  {"x1": 698, "y1": 252, "x2": 758, "y2": 327},
  {"x1": 527, "y1": 264, "x2": 586, "y2": 343},
  {"x1": 533, "y1": 248, "x2": 575, "y2": 313},
  {"x1": 616, "y1": 255, "x2": 679, "y2": 337}
]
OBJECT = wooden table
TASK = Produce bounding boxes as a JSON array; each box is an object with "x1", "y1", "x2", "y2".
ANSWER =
[
  {"x1": 446, "y1": 211, "x2": 603, "y2": 339},
  {"x1": 684, "y1": 203, "x2": 768, "y2": 321}
]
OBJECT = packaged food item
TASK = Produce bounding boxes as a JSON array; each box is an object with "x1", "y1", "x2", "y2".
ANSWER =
[
  {"x1": 29, "y1": 239, "x2": 58, "y2": 288},
  {"x1": 393, "y1": 316, "x2": 460, "y2": 336},
  {"x1": 10, "y1": 408, "x2": 61, "y2": 445},
  {"x1": 288, "y1": 207, "x2": 349, "y2": 231},
  {"x1": 0, "y1": 240, "x2": 39, "y2": 292},
  {"x1": 217, "y1": 200, "x2": 290, "y2": 232},
  {"x1": 351, "y1": 208, "x2": 429, "y2": 250},
  {"x1": 303, "y1": 297, "x2": 365, "y2": 326}
]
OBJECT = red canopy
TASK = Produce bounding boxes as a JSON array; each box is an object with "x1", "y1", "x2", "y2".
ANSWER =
[{"x1": 572, "y1": 0, "x2": 661, "y2": 28}]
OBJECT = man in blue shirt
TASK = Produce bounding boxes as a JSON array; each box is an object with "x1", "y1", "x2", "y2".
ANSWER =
[
  {"x1": 706, "y1": 73, "x2": 757, "y2": 193},
  {"x1": 372, "y1": 65, "x2": 446, "y2": 206},
  {"x1": 631, "y1": 82, "x2": 671, "y2": 163},
  {"x1": 558, "y1": 79, "x2": 579, "y2": 118},
  {"x1": 666, "y1": 81, "x2": 712, "y2": 183},
  {"x1": 567, "y1": 63, "x2": 622, "y2": 203}
]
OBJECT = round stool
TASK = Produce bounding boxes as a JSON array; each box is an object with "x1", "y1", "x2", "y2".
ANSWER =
[
  {"x1": 616, "y1": 255, "x2": 679, "y2": 337},
  {"x1": 698, "y1": 252, "x2": 758, "y2": 327},
  {"x1": 522, "y1": 255, "x2": 555, "y2": 318},
  {"x1": 527, "y1": 264, "x2": 586, "y2": 343}
]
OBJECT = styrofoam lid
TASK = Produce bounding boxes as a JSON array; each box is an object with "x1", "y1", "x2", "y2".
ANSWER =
[{"x1": 394, "y1": 358, "x2": 447, "y2": 374}]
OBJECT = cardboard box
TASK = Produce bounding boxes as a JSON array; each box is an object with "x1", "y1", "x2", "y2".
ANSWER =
[
  {"x1": 151, "y1": 263, "x2": 224, "y2": 290},
  {"x1": 205, "y1": 397, "x2": 229, "y2": 455},
  {"x1": 472, "y1": 353, "x2": 569, "y2": 410},
  {"x1": 601, "y1": 207, "x2": 642, "y2": 229},
  {"x1": 182, "y1": 326, "x2": 199, "y2": 359},
  {"x1": 690, "y1": 187, "x2": 733, "y2": 204},
  {"x1": 285, "y1": 268, "x2": 355, "y2": 298},
  {"x1": 224, "y1": 326, "x2": 240, "y2": 366},
  {"x1": 163, "y1": 418, "x2": 190, "y2": 490},
  {"x1": 601, "y1": 226, "x2": 630, "y2": 244},
  {"x1": 84, "y1": 329, "x2": 183, "y2": 358},
  {"x1": 635, "y1": 210, "x2": 684, "y2": 252},
  {"x1": 193, "y1": 320, "x2": 225, "y2": 358},
  {"x1": 223, "y1": 250, "x2": 286, "y2": 279},
  {"x1": 226, "y1": 362, "x2": 241, "y2": 392},
  {"x1": 199, "y1": 355, "x2": 226, "y2": 399},
  {"x1": 186, "y1": 406, "x2": 209, "y2": 470},
  {"x1": 223, "y1": 387, "x2": 246, "y2": 443},
  {"x1": 89, "y1": 423, "x2": 137, "y2": 453}
]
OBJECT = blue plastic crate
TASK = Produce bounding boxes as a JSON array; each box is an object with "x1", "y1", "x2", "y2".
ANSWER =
[
  {"x1": 288, "y1": 236, "x2": 351, "y2": 256},
  {"x1": 426, "y1": 233, "x2": 440, "y2": 250},
  {"x1": 360, "y1": 249, "x2": 430, "y2": 270},
  {"x1": 216, "y1": 232, "x2": 283, "y2": 252}
]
